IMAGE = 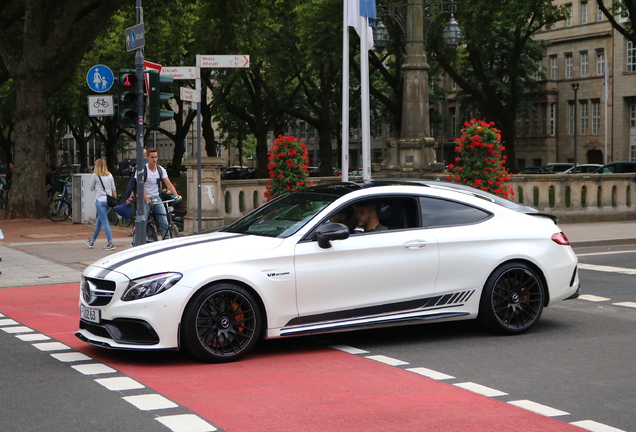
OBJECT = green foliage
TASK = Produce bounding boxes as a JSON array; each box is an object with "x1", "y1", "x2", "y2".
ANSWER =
[
  {"x1": 265, "y1": 135, "x2": 311, "y2": 200},
  {"x1": 446, "y1": 119, "x2": 514, "y2": 199}
]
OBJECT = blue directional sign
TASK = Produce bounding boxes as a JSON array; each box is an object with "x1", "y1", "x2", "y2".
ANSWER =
[{"x1": 86, "y1": 65, "x2": 114, "y2": 93}]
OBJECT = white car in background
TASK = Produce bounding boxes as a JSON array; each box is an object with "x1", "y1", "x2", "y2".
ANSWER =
[{"x1": 77, "y1": 181, "x2": 580, "y2": 362}]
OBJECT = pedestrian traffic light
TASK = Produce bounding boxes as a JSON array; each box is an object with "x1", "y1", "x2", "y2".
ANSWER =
[
  {"x1": 118, "y1": 69, "x2": 138, "y2": 128},
  {"x1": 147, "y1": 70, "x2": 174, "y2": 129}
]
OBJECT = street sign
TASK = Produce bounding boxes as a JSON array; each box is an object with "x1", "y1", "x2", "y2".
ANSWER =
[
  {"x1": 162, "y1": 66, "x2": 197, "y2": 80},
  {"x1": 125, "y1": 23, "x2": 145, "y2": 52},
  {"x1": 86, "y1": 65, "x2": 114, "y2": 93},
  {"x1": 199, "y1": 55, "x2": 250, "y2": 68},
  {"x1": 180, "y1": 87, "x2": 200, "y2": 103},
  {"x1": 88, "y1": 95, "x2": 114, "y2": 117}
]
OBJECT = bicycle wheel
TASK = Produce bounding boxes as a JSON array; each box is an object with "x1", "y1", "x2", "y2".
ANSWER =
[
  {"x1": 169, "y1": 223, "x2": 180, "y2": 239},
  {"x1": 46, "y1": 199, "x2": 71, "y2": 222},
  {"x1": 146, "y1": 219, "x2": 158, "y2": 242}
]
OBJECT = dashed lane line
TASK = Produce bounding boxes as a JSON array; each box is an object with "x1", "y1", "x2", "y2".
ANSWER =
[
  {"x1": 578, "y1": 263, "x2": 636, "y2": 275},
  {"x1": 0, "y1": 320, "x2": 218, "y2": 432},
  {"x1": 508, "y1": 400, "x2": 569, "y2": 417}
]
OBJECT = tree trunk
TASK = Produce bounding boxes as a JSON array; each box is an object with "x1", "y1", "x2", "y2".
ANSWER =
[{"x1": 8, "y1": 75, "x2": 49, "y2": 218}]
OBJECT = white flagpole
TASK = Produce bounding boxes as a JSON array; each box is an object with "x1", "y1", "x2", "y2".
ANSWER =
[
  {"x1": 603, "y1": 50, "x2": 608, "y2": 165},
  {"x1": 360, "y1": 14, "x2": 371, "y2": 182},
  {"x1": 342, "y1": 0, "x2": 350, "y2": 182}
]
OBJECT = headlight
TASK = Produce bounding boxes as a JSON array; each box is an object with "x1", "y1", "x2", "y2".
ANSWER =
[{"x1": 122, "y1": 273, "x2": 182, "y2": 301}]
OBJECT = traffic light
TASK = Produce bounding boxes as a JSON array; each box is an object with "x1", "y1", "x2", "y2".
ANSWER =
[
  {"x1": 118, "y1": 70, "x2": 138, "y2": 128},
  {"x1": 148, "y1": 70, "x2": 174, "y2": 129}
]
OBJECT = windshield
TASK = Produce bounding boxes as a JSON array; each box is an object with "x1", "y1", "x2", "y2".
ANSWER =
[{"x1": 224, "y1": 192, "x2": 340, "y2": 238}]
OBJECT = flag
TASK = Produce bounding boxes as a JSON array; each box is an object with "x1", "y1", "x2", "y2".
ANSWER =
[{"x1": 347, "y1": 0, "x2": 374, "y2": 51}]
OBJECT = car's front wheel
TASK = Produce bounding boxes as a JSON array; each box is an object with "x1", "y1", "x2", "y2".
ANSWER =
[
  {"x1": 479, "y1": 262, "x2": 544, "y2": 334},
  {"x1": 181, "y1": 283, "x2": 262, "y2": 363}
]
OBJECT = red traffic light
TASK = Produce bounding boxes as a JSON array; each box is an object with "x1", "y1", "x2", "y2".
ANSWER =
[{"x1": 122, "y1": 75, "x2": 134, "y2": 87}]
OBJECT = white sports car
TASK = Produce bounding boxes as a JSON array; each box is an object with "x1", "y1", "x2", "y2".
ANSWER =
[{"x1": 77, "y1": 181, "x2": 580, "y2": 362}]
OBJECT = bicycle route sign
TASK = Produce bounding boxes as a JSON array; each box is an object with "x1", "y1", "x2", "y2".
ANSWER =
[
  {"x1": 86, "y1": 64, "x2": 114, "y2": 93},
  {"x1": 87, "y1": 95, "x2": 114, "y2": 117}
]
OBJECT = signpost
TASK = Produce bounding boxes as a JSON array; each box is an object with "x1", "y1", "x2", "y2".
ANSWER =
[
  {"x1": 87, "y1": 95, "x2": 114, "y2": 117},
  {"x1": 198, "y1": 55, "x2": 250, "y2": 68},
  {"x1": 161, "y1": 66, "x2": 197, "y2": 80},
  {"x1": 125, "y1": 22, "x2": 145, "y2": 52},
  {"x1": 86, "y1": 65, "x2": 114, "y2": 93}
]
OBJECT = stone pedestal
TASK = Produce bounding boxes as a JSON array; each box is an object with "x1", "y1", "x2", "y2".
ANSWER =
[
  {"x1": 380, "y1": 137, "x2": 444, "y2": 172},
  {"x1": 182, "y1": 157, "x2": 225, "y2": 233}
]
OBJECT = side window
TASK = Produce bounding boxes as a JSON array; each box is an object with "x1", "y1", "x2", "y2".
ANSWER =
[
  {"x1": 322, "y1": 196, "x2": 420, "y2": 233},
  {"x1": 419, "y1": 197, "x2": 491, "y2": 227}
]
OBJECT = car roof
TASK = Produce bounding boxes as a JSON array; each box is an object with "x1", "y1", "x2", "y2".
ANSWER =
[{"x1": 302, "y1": 179, "x2": 539, "y2": 214}]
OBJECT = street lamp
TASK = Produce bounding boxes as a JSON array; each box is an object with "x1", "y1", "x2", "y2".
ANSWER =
[
  {"x1": 375, "y1": 0, "x2": 461, "y2": 173},
  {"x1": 571, "y1": 83, "x2": 579, "y2": 171}
]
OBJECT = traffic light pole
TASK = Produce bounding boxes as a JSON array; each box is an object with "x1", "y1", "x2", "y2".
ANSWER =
[{"x1": 133, "y1": 0, "x2": 147, "y2": 247}]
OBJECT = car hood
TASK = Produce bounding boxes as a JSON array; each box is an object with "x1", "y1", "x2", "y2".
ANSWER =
[{"x1": 83, "y1": 232, "x2": 284, "y2": 279}]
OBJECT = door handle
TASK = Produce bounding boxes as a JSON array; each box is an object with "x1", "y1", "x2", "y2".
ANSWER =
[{"x1": 403, "y1": 239, "x2": 428, "y2": 249}]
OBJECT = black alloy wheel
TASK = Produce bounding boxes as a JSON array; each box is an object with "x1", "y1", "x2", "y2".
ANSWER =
[
  {"x1": 479, "y1": 262, "x2": 545, "y2": 334},
  {"x1": 181, "y1": 283, "x2": 261, "y2": 363}
]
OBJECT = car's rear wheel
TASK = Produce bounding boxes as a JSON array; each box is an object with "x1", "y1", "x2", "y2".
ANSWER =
[
  {"x1": 181, "y1": 283, "x2": 261, "y2": 363},
  {"x1": 479, "y1": 262, "x2": 544, "y2": 334}
]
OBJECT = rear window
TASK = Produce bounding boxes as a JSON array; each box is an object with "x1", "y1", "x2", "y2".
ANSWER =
[{"x1": 419, "y1": 197, "x2": 491, "y2": 227}]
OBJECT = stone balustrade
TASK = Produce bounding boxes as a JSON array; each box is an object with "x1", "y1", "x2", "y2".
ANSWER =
[{"x1": 183, "y1": 160, "x2": 635, "y2": 230}]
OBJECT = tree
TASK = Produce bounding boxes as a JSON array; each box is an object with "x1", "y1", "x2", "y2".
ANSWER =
[
  {"x1": 596, "y1": 0, "x2": 636, "y2": 42},
  {"x1": 428, "y1": 0, "x2": 566, "y2": 172},
  {"x1": 0, "y1": 0, "x2": 124, "y2": 218}
]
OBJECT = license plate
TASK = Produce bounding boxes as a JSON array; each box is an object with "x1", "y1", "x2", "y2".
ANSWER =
[{"x1": 80, "y1": 304, "x2": 100, "y2": 324}]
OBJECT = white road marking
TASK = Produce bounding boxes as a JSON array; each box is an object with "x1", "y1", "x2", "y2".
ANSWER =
[
  {"x1": 579, "y1": 263, "x2": 636, "y2": 275},
  {"x1": 95, "y1": 377, "x2": 145, "y2": 391},
  {"x1": 50, "y1": 352, "x2": 92, "y2": 362},
  {"x1": 406, "y1": 367, "x2": 455, "y2": 380},
  {"x1": 122, "y1": 394, "x2": 178, "y2": 411},
  {"x1": 156, "y1": 414, "x2": 217, "y2": 432},
  {"x1": 508, "y1": 399, "x2": 569, "y2": 417},
  {"x1": 453, "y1": 382, "x2": 508, "y2": 397},
  {"x1": 330, "y1": 344, "x2": 369, "y2": 354},
  {"x1": 365, "y1": 355, "x2": 409, "y2": 366},
  {"x1": 1, "y1": 326, "x2": 33, "y2": 334},
  {"x1": 570, "y1": 420, "x2": 628, "y2": 432},
  {"x1": 613, "y1": 302, "x2": 636, "y2": 309},
  {"x1": 0, "y1": 318, "x2": 18, "y2": 326},
  {"x1": 32, "y1": 341, "x2": 70, "y2": 351},
  {"x1": 71, "y1": 363, "x2": 117, "y2": 375},
  {"x1": 577, "y1": 250, "x2": 636, "y2": 257},
  {"x1": 16, "y1": 333, "x2": 50, "y2": 342},
  {"x1": 578, "y1": 295, "x2": 611, "y2": 302}
]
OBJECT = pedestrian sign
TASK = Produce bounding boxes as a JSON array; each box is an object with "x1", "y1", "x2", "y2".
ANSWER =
[{"x1": 86, "y1": 65, "x2": 114, "y2": 93}]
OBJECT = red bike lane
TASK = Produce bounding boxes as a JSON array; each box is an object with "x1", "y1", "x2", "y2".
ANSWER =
[{"x1": 0, "y1": 283, "x2": 586, "y2": 432}]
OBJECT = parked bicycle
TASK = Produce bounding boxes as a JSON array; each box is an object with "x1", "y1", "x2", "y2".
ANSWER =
[
  {"x1": 146, "y1": 198, "x2": 180, "y2": 242},
  {"x1": 46, "y1": 178, "x2": 73, "y2": 222}
]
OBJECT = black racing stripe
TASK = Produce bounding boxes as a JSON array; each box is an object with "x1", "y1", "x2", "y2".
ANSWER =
[
  {"x1": 290, "y1": 291, "x2": 474, "y2": 326},
  {"x1": 95, "y1": 234, "x2": 244, "y2": 278}
]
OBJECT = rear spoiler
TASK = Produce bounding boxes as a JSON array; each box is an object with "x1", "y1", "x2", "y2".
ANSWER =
[{"x1": 529, "y1": 213, "x2": 559, "y2": 224}]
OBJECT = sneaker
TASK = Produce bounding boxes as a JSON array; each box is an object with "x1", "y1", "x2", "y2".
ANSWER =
[
  {"x1": 103, "y1": 243, "x2": 115, "y2": 251},
  {"x1": 85, "y1": 239, "x2": 94, "y2": 248}
]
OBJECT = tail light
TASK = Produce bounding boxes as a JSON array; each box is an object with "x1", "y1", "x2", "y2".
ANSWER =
[{"x1": 551, "y1": 232, "x2": 570, "y2": 245}]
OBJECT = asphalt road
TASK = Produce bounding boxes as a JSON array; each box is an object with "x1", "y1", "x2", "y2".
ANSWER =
[{"x1": 0, "y1": 244, "x2": 634, "y2": 432}]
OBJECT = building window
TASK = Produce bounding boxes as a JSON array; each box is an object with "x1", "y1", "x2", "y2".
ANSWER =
[
  {"x1": 628, "y1": 41, "x2": 636, "y2": 72},
  {"x1": 581, "y1": 1, "x2": 588, "y2": 24},
  {"x1": 592, "y1": 100, "x2": 601, "y2": 134},
  {"x1": 581, "y1": 51, "x2": 589, "y2": 76},
  {"x1": 580, "y1": 101, "x2": 589, "y2": 134},
  {"x1": 597, "y1": 2, "x2": 604, "y2": 21},
  {"x1": 550, "y1": 103, "x2": 556, "y2": 136},
  {"x1": 630, "y1": 102, "x2": 636, "y2": 127},
  {"x1": 550, "y1": 55, "x2": 558, "y2": 79},
  {"x1": 596, "y1": 51, "x2": 605, "y2": 75},
  {"x1": 565, "y1": 54, "x2": 573, "y2": 78},
  {"x1": 631, "y1": 142, "x2": 636, "y2": 162},
  {"x1": 568, "y1": 102, "x2": 575, "y2": 135},
  {"x1": 566, "y1": 4, "x2": 573, "y2": 26},
  {"x1": 450, "y1": 107, "x2": 457, "y2": 135},
  {"x1": 535, "y1": 60, "x2": 543, "y2": 80},
  {"x1": 541, "y1": 103, "x2": 548, "y2": 135}
]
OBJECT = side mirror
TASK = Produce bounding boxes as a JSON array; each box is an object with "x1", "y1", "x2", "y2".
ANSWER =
[{"x1": 315, "y1": 222, "x2": 350, "y2": 249}]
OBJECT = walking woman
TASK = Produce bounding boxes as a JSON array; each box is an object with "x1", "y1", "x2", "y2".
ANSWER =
[{"x1": 86, "y1": 158, "x2": 117, "y2": 251}]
